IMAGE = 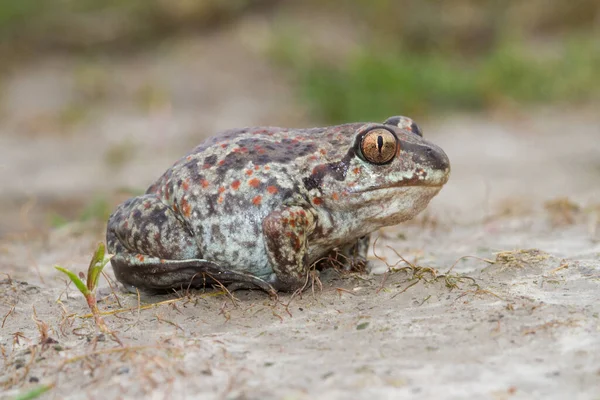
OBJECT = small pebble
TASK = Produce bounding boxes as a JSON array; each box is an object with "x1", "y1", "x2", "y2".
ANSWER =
[{"x1": 116, "y1": 366, "x2": 130, "y2": 375}]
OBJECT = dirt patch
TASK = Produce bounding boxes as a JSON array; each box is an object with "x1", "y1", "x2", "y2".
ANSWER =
[{"x1": 1, "y1": 224, "x2": 599, "y2": 399}]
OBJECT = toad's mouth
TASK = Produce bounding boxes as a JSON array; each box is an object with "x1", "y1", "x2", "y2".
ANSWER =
[
  {"x1": 346, "y1": 166, "x2": 450, "y2": 194},
  {"x1": 356, "y1": 168, "x2": 450, "y2": 193},
  {"x1": 354, "y1": 179, "x2": 447, "y2": 193},
  {"x1": 353, "y1": 184, "x2": 442, "y2": 194}
]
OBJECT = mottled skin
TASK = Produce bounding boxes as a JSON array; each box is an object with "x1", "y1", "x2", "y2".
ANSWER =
[{"x1": 107, "y1": 116, "x2": 450, "y2": 295}]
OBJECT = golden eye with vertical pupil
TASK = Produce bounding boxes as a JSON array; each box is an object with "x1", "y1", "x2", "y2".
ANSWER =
[{"x1": 360, "y1": 128, "x2": 398, "y2": 164}]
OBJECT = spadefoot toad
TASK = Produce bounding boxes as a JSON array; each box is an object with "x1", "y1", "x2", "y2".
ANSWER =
[{"x1": 107, "y1": 116, "x2": 450, "y2": 295}]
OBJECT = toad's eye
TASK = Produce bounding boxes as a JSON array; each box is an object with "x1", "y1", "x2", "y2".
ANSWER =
[{"x1": 359, "y1": 128, "x2": 398, "y2": 165}]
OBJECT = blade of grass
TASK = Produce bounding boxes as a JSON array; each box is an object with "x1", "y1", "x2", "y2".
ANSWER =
[
  {"x1": 13, "y1": 383, "x2": 54, "y2": 400},
  {"x1": 54, "y1": 266, "x2": 88, "y2": 296},
  {"x1": 86, "y1": 242, "x2": 112, "y2": 293}
]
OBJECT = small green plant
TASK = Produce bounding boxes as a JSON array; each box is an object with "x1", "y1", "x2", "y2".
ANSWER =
[{"x1": 55, "y1": 242, "x2": 122, "y2": 345}]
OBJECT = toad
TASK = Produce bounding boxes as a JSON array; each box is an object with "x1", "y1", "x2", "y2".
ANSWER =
[{"x1": 106, "y1": 116, "x2": 450, "y2": 295}]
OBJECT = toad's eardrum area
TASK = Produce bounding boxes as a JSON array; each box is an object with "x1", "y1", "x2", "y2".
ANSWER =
[{"x1": 106, "y1": 116, "x2": 450, "y2": 295}]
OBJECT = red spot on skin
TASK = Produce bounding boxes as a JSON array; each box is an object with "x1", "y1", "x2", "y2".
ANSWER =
[
  {"x1": 332, "y1": 192, "x2": 339, "y2": 201},
  {"x1": 221, "y1": 143, "x2": 228, "y2": 148},
  {"x1": 249, "y1": 178, "x2": 260, "y2": 188},
  {"x1": 181, "y1": 198, "x2": 191, "y2": 217},
  {"x1": 218, "y1": 160, "x2": 225, "y2": 166},
  {"x1": 218, "y1": 196, "x2": 224, "y2": 203},
  {"x1": 253, "y1": 195, "x2": 262, "y2": 205},
  {"x1": 320, "y1": 149, "x2": 327, "y2": 155},
  {"x1": 201, "y1": 179, "x2": 210, "y2": 188},
  {"x1": 218, "y1": 187, "x2": 226, "y2": 193},
  {"x1": 182, "y1": 179, "x2": 190, "y2": 191},
  {"x1": 233, "y1": 147, "x2": 248, "y2": 153},
  {"x1": 309, "y1": 155, "x2": 318, "y2": 161},
  {"x1": 231, "y1": 180, "x2": 241, "y2": 190},
  {"x1": 144, "y1": 201, "x2": 151, "y2": 209},
  {"x1": 173, "y1": 204, "x2": 179, "y2": 212},
  {"x1": 136, "y1": 254, "x2": 145, "y2": 262},
  {"x1": 160, "y1": 259, "x2": 165, "y2": 263},
  {"x1": 254, "y1": 165, "x2": 260, "y2": 170},
  {"x1": 312, "y1": 197, "x2": 323, "y2": 206},
  {"x1": 264, "y1": 165, "x2": 270, "y2": 171},
  {"x1": 186, "y1": 156, "x2": 192, "y2": 161},
  {"x1": 267, "y1": 186, "x2": 278, "y2": 194},
  {"x1": 353, "y1": 167, "x2": 361, "y2": 174},
  {"x1": 245, "y1": 169, "x2": 253, "y2": 176}
]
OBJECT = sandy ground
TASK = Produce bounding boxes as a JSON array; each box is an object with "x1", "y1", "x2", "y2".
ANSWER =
[{"x1": 1, "y1": 25, "x2": 600, "y2": 400}]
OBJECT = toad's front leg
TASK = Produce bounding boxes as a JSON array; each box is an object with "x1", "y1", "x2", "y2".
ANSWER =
[
  {"x1": 263, "y1": 206, "x2": 317, "y2": 292},
  {"x1": 330, "y1": 234, "x2": 370, "y2": 271}
]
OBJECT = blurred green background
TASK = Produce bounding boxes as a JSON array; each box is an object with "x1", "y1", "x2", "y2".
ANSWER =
[{"x1": 2, "y1": 0, "x2": 599, "y2": 122}]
